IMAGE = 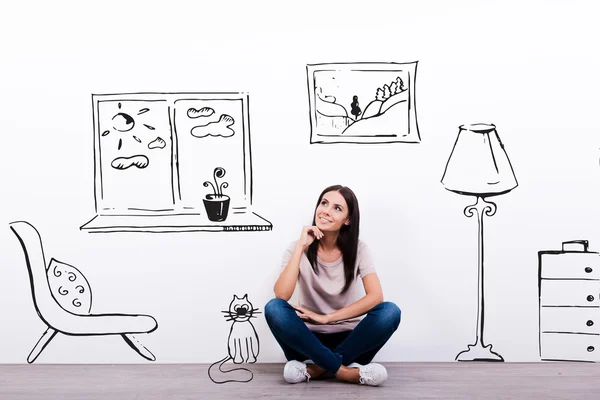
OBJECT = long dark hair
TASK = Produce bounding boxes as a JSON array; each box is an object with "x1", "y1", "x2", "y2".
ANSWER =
[{"x1": 306, "y1": 185, "x2": 360, "y2": 295}]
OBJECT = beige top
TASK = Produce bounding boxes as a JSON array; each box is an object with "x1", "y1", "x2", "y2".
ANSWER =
[{"x1": 280, "y1": 239, "x2": 377, "y2": 333}]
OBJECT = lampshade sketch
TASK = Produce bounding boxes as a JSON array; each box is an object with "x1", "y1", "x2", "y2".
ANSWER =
[
  {"x1": 441, "y1": 123, "x2": 517, "y2": 362},
  {"x1": 208, "y1": 294, "x2": 261, "y2": 384},
  {"x1": 442, "y1": 123, "x2": 518, "y2": 197}
]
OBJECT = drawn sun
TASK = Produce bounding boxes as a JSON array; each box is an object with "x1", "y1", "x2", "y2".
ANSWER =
[{"x1": 101, "y1": 102, "x2": 156, "y2": 150}]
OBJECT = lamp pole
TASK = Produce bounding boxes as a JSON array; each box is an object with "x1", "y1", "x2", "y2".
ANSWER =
[{"x1": 455, "y1": 195, "x2": 504, "y2": 362}]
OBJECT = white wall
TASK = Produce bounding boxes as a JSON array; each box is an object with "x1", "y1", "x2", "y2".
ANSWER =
[{"x1": 1, "y1": 0, "x2": 599, "y2": 364}]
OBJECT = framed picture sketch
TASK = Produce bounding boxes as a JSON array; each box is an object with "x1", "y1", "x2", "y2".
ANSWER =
[{"x1": 306, "y1": 61, "x2": 420, "y2": 144}]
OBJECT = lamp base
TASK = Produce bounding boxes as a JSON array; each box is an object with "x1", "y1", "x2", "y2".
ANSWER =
[{"x1": 455, "y1": 341, "x2": 504, "y2": 362}]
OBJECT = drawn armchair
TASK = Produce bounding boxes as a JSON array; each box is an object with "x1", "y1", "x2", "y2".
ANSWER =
[{"x1": 9, "y1": 220, "x2": 158, "y2": 363}]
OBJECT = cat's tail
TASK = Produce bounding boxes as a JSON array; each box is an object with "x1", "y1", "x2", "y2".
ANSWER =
[{"x1": 207, "y1": 356, "x2": 254, "y2": 384}]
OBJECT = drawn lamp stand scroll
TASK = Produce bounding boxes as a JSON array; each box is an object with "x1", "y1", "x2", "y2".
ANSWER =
[
  {"x1": 306, "y1": 62, "x2": 420, "y2": 144},
  {"x1": 80, "y1": 92, "x2": 272, "y2": 233},
  {"x1": 441, "y1": 123, "x2": 518, "y2": 362}
]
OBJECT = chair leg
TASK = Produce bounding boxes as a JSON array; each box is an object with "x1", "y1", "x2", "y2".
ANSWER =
[
  {"x1": 121, "y1": 334, "x2": 156, "y2": 361},
  {"x1": 28, "y1": 327, "x2": 58, "y2": 363}
]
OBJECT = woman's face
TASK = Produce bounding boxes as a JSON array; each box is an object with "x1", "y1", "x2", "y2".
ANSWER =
[{"x1": 314, "y1": 190, "x2": 350, "y2": 233}]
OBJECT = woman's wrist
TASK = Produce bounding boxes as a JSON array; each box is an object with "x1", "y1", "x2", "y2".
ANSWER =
[{"x1": 295, "y1": 242, "x2": 307, "y2": 253}]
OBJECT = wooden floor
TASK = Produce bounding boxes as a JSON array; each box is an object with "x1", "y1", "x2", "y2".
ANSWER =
[{"x1": 1, "y1": 362, "x2": 599, "y2": 399}]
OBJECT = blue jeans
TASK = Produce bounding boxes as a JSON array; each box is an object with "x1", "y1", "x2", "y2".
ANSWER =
[{"x1": 264, "y1": 298, "x2": 401, "y2": 375}]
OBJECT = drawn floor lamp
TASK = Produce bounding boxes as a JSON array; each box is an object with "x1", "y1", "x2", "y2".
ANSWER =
[{"x1": 441, "y1": 123, "x2": 518, "y2": 361}]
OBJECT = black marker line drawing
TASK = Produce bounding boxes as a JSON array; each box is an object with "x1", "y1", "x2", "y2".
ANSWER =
[
  {"x1": 208, "y1": 294, "x2": 261, "y2": 384},
  {"x1": 203, "y1": 167, "x2": 230, "y2": 222},
  {"x1": 10, "y1": 221, "x2": 158, "y2": 363},
  {"x1": 79, "y1": 92, "x2": 272, "y2": 233},
  {"x1": 306, "y1": 61, "x2": 420, "y2": 144},
  {"x1": 190, "y1": 107, "x2": 236, "y2": 138},
  {"x1": 538, "y1": 240, "x2": 600, "y2": 362},
  {"x1": 441, "y1": 123, "x2": 518, "y2": 361}
]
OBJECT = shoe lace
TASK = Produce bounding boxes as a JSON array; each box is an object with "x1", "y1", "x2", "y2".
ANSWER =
[
  {"x1": 304, "y1": 372, "x2": 311, "y2": 382},
  {"x1": 295, "y1": 365, "x2": 311, "y2": 382},
  {"x1": 358, "y1": 366, "x2": 376, "y2": 385}
]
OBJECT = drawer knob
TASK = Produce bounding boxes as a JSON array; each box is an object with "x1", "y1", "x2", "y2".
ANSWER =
[
  {"x1": 587, "y1": 346, "x2": 595, "y2": 352},
  {"x1": 587, "y1": 295, "x2": 595, "y2": 302},
  {"x1": 585, "y1": 267, "x2": 593, "y2": 273},
  {"x1": 587, "y1": 320, "x2": 594, "y2": 327}
]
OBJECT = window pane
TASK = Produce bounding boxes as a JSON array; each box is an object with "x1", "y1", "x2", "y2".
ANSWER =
[
  {"x1": 174, "y1": 96, "x2": 249, "y2": 212},
  {"x1": 96, "y1": 98, "x2": 174, "y2": 212}
]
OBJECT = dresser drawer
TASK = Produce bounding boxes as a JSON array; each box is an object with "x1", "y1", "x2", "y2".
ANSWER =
[
  {"x1": 540, "y1": 280, "x2": 600, "y2": 307},
  {"x1": 540, "y1": 253, "x2": 600, "y2": 279},
  {"x1": 540, "y1": 307, "x2": 600, "y2": 334},
  {"x1": 540, "y1": 332, "x2": 598, "y2": 361}
]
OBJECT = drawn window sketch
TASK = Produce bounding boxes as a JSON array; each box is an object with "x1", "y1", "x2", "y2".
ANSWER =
[
  {"x1": 538, "y1": 240, "x2": 600, "y2": 362},
  {"x1": 9, "y1": 221, "x2": 158, "y2": 363},
  {"x1": 208, "y1": 294, "x2": 260, "y2": 384},
  {"x1": 80, "y1": 92, "x2": 273, "y2": 233},
  {"x1": 306, "y1": 62, "x2": 420, "y2": 144}
]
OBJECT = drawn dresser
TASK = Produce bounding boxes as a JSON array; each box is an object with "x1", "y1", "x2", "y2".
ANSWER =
[{"x1": 538, "y1": 240, "x2": 600, "y2": 362}]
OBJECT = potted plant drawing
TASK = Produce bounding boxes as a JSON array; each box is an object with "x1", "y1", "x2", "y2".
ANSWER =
[{"x1": 203, "y1": 167, "x2": 230, "y2": 222}]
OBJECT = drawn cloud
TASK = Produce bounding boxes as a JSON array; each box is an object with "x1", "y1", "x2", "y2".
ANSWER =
[
  {"x1": 111, "y1": 155, "x2": 149, "y2": 170},
  {"x1": 191, "y1": 114, "x2": 235, "y2": 138},
  {"x1": 188, "y1": 107, "x2": 215, "y2": 119},
  {"x1": 148, "y1": 137, "x2": 166, "y2": 150}
]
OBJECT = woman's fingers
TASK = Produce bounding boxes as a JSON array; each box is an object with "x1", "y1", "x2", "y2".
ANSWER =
[
  {"x1": 294, "y1": 306, "x2": 311, "y2": 318},
  {"x1": 294, "y1": 306, "x2": 306, "y2": 313},
  {"x1": 308, "y1": 226, "x2": 324, "y2": 240}
]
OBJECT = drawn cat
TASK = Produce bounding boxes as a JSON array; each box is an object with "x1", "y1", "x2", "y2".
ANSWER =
[{"x1": 208, "y1": 294, "x2": 261, "y2": 384}]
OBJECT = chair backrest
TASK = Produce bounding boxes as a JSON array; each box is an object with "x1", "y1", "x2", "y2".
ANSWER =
[{"x1": 9, "y1": 221, "x2": 74, "y2": 329}]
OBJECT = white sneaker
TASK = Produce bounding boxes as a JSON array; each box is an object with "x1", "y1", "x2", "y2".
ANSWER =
[
  {"x1": 348, "y1": 362, "x2": 388, "y2": 386},
  {"x1": 283, "y1": 360, "x2": 311, "y2": 383}
]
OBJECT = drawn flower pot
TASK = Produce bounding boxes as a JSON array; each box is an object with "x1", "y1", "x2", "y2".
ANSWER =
[{"x1": 203, "y1": 194, "x2": 230, "y2": 222}]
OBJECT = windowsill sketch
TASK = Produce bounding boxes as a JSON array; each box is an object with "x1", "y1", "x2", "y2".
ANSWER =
[
  {"x1": 306, "y1": 61, "x2": 420, "y2": 144},
  {"x1": 10, "y1": 221, "x2": 158, "y2": 362},
  {"x1": 80, "y1": 92, "x2": 272, "y2": 233}
]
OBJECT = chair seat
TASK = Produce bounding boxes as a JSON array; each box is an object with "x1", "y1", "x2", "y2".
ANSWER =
[{"x1": 48, "y1": 313, "x2": 158, "y2": 335}]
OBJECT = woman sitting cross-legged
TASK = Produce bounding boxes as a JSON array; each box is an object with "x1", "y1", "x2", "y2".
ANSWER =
[{"x1": 265, "y1": 185, "x2": 401, "y2": 386}]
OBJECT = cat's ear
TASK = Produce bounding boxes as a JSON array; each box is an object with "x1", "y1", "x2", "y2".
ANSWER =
[
  {"x1": 243, "y1": 294, "x2": 248, "y2": 299},
  {"x1": 233, "y1": 294, "x2": 240, "y2": 300}
]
